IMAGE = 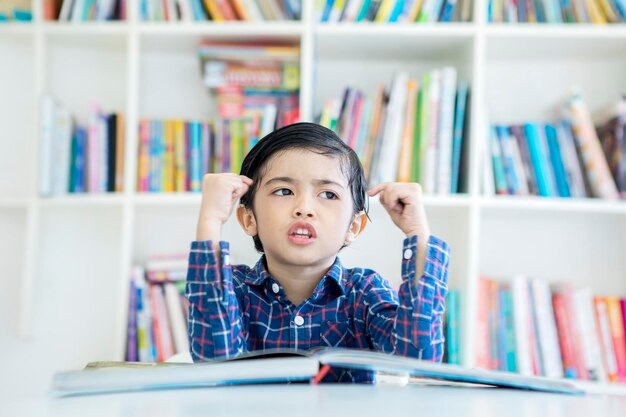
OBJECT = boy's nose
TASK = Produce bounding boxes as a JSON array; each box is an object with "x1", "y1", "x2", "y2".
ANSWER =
[{"x1": 293, "y1": 207, "x2": 315, "y2": 218}]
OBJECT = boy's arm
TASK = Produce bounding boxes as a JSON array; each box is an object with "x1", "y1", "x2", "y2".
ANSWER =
[
  {"x1": 366, "y1": 182, "x2": 449, "y2": 360},
  {"x1": 186, "y1": 240, "x2": 249, "y2": 361},
  {"x1": 187, "y1": 173, "x2": 253, "y2": 361},
  {"x1": 365, "y1": 234, "x2": 450, "y2": 361}
]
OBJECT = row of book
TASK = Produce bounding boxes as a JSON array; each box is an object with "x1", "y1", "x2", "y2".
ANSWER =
[
  {"x1": 318, "y1": 0, "x2": 473, "y2": 22},
  {"x1": 319, "y1": 67, "x2": 470, "y2": 193},
  {"x1": 0, "y1": 0, "x2": 31, "y2": 21},
  {"x1": 138, "y1": 117, "x2": 271, "y2": 192},
  {"x1": 487, "y1": 0, "x2": 626, "y2": 23},
  {"x1": 140, "y1": 0, "x2": 300, "y2": 21},
  {"x1": 477, "y1": 276, "x2": 626, "y2": 383},
  {"x1": 486, "y1": 94, "x2": 625, "y2": 199},
  {"x1": 39, "y1": 96, "x2": 125, "y2": 196},
  {"x1": 43, "y1": 0, "x2": 125, "y2": 21},
  {"x1": 126, "y1": 255, "x2": 189, "y2": 362}
]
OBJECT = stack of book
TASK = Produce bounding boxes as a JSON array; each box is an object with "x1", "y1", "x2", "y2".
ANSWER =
[
  {"x1": 44, "y1": 0, "x2": 125, "y2": 21},
  {"x1": 126, "y1": 255, "x2": 189, "y2": 363},
  {"x1": 140, "y1": 0, "x2": 301, "y2": 22},
  {"x1": 487, "y1": 94, "x2": 625, "y2": 199},
  {"x1": 477, "y1": 275, "x2": 626, "y2": 384},
  {"x1": 319, "y1": 68, "x2": 470, "y2": 193},
  {"x1": 317, "y1": 0, "x2": 473, "y2": 23},
  {"x1": 198, "y1": 41, "x2": 300, "y2": 146},
  {"x1": 487, "y1": 0, "x2": 626, "y2": 23},
  {"x1": 39, "y1": 96, "x2": 125, "y2": 196},
  {"x1": 0, "y1": 0, "x2": 31, "y2": 21}
]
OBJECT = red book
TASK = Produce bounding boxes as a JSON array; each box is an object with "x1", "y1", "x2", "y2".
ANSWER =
[{"x1": 553, "y1": 293, "x2": 577, "y2": 378}]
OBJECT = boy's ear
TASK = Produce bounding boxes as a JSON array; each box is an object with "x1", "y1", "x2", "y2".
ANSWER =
[
  {"x1": 236, "y1": 205, "x2": 258, "y2": 237},
  {"x1": 345, "y1": 212, "x2": 368, "y2": 244}
]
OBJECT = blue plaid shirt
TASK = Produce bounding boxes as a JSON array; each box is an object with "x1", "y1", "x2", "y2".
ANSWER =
[{"x1": 186, "y1": 235, "x2": 450, "y2": 382}]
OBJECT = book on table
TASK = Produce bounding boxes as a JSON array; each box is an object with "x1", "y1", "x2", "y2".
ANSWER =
[{"x1": 51, "y1": 347, "x2": 584, "y2": 397}]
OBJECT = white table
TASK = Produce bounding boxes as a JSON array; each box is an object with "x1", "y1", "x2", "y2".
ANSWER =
[{"x1": 3, "y1": 384, "x2": 626, "y2": 417}]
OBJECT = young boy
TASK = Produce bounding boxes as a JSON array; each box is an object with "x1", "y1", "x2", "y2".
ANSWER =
[{"x1": 186, "y1": 122, "x2": 450, "y2": 382}]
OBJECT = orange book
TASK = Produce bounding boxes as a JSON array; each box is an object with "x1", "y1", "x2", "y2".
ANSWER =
[
  {"x1": 204, "y1": 0, "x2": 225, "y2": 21},
  {"x1": 397, "y1": 79, "x2": 418, "y2": 182},
  {"x1": 230, "y1": 0, "x2": 250, "y2": 20},
  {"x1": 606, "y1": 297, "x2": 626, "y2": 381}
]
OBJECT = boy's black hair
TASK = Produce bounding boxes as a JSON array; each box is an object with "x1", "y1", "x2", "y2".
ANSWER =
[{"x1": 239, "y1": 122, "x2": 368, "y2": 253}]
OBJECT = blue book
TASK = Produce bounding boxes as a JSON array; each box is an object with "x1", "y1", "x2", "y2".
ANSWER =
[
  {"x1": 71, "y1": 128, "x2": 87, "y2": 193},
  {"x1": 497, "y1": 287, "x2": 508, "y2": 371},
  {"x1": 545, "y1": 124, "x2": 571, "y2": 197},
  {"x1": 496, "y1": 125, "x2": 520, "y2": 195},
  {"x1": 440, "y1": 0, "x2": 458, "y2": 22},
  {"x1": 523, "y1": 123, "x2": 555, "y2": 197},
  {"x1": 502, "y1": 288, "x2": 517, "y2": 373},
  {"x1": 518, "y1": 0, "x2": 527, "y2": 21},
  {"x1": 446, "y1": 290, "x2": 461, "y2": 365},
  {"x1": 190, "y1": 121, "x2": 202, "y2": 192},
  {"x1": 490, "y1": 126, "x2": 509, "y2": 195},
  {"x1": 190, "y1": 0, "x2": 208, "y2": 21},
  {"x1": 450, "y1": 82, "x2": 468, "y2": 193},
  {"x1": 356, "y1": 0, "x2": 373, "y2": 21},
  {"x1": 388, "y1": 0, "x2": 405, "y2": 21},
  {"x1": 321, "y1": 0, "x2": 335, "y2": 22}
]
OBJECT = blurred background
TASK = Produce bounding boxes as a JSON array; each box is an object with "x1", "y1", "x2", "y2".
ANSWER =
[{"x1": 1, "y1": 0, "x2": 626, "y2": 401}]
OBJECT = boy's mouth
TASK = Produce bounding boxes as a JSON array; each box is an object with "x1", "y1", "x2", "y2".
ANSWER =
[{"x1": 287, "y1": 222, "x2": 317, "y2": 245}]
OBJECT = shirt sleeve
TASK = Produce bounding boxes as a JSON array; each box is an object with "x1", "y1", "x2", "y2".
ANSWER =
[
  {"x1": 366, "y1": 235, "x2": 450, "y2": 362},
  {"x1": 185, "y1": 240, "x2": 248, "y2": 361}
]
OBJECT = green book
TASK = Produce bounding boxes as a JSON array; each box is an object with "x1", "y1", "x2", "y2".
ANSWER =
[{"x1": 411, "y1": 87, "x2": 423, "y2": 183}]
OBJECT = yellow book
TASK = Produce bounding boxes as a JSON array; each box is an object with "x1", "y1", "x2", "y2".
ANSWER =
[
  {"x1": 596, "y1": 0, "x2": 618, "y2": 22},
  {"x1": 230, "y1": 120, "x2": 244, "y2": 174},
  {"x1": 375, "y1": 0, "x2": 395, "y2": 22},
  {"x1": 174, "y1": 120, "x2": 186, "y2": 192},
  {"x1": 163, "y1": 120, "x2": 175, "y2": 192},
  {"x1": 585, "y1": 0, "x2": 607, "y2": 23},
  {"x1": 204, "y1": 0, "x2": 225, "y2": 21},
  {"x1": 409, "y1": 0, "x2": 424, "y2": 21},
  {"x1": 398, "y1": 79, "x2": 418, "y2": 182}
]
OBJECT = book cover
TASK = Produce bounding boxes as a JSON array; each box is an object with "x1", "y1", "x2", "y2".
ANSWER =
[{"x1": 51, "y1": 347, "x2": 584, "y2": 397}]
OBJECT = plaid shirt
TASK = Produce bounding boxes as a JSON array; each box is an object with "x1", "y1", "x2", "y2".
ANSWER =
[{"x1": 186, "y1": 235, "x2": 450, "y2": 383}]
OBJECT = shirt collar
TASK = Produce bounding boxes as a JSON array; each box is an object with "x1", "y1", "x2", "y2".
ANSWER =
[{"x1": 245, "y1": 256, "x2": 346, "y2": 296}]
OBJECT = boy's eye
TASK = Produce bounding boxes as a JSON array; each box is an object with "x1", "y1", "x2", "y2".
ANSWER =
[
  {"x1": 319, "y1": 191, "x2": 338, "y2": 200},
  {"x1": 272, "y1": 188, "x2": 293, "y2": 196}
]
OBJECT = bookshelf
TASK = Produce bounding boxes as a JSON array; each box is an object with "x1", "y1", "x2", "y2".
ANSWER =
[{"x1": 1, "y1": 0, "x2": 625, "y2": 395}]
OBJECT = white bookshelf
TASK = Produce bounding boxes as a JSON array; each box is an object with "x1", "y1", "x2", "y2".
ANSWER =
[{"x1": 1, "y1": 0, "x2": 625, "y2": 396}]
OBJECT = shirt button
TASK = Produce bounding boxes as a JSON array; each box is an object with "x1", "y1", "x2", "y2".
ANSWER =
[
  {"x1": 294, "y1": 315, "x2": 304, "y2": 326},
  {"x1": 271, "y1": 283, "x2": 280, "y2": 294},
  {"x1": 403, "y1": 249, "x2": 413, "y2": 260}
]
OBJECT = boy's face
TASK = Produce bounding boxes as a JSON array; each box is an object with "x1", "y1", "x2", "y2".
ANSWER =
[{"x1": 237, "y1": 148, "x2": 366, "y2": 271}]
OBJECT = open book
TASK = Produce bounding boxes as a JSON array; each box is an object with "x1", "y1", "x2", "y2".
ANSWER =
[{"x1": 51, "y1": 348, "x2": 584, "y2": 397}]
